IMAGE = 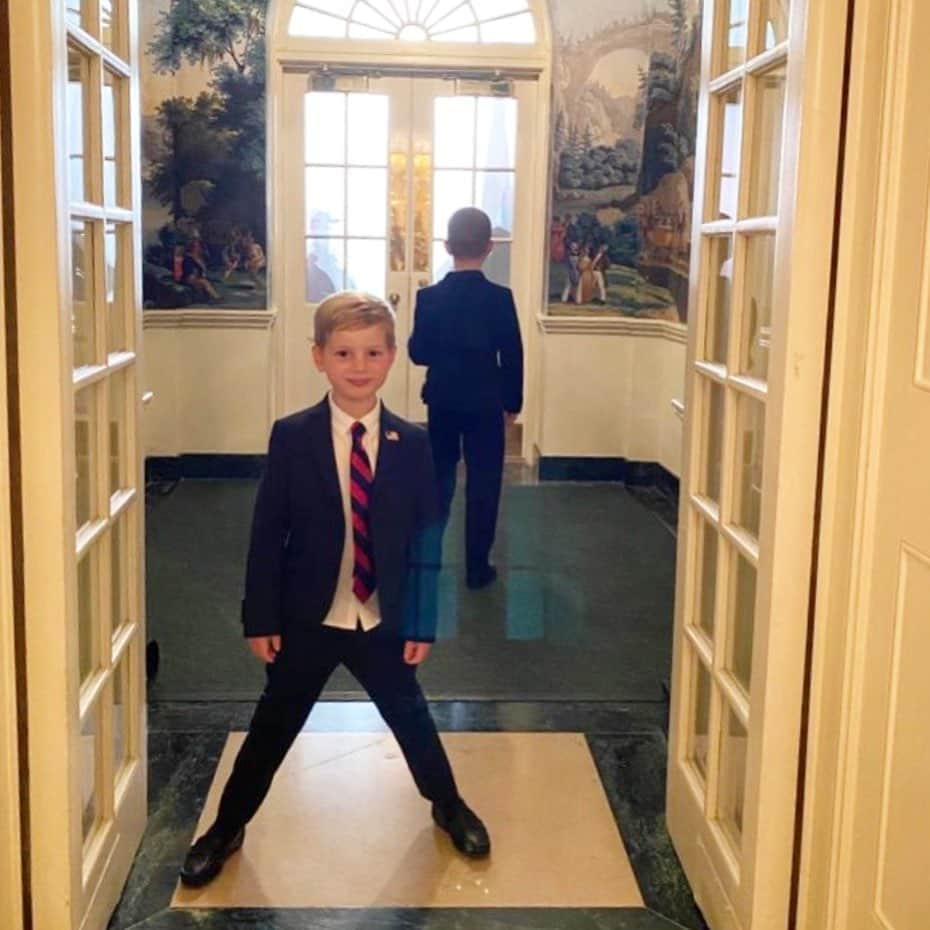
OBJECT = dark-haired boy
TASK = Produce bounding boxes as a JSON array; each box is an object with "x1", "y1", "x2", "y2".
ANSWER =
[{"x1": 409, "y1": 207, "x2": 524, "y2": 590}]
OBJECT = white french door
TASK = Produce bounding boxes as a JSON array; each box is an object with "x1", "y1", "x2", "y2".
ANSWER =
[
  {"x1": 10, "y1": 2, "x2": 147, "y2": 929},
  {"x1": 279, "y1": 70, "x2": 538, "y2": 425},
  {"x1": 666, "y1": 0, "x2": 849, "y2": 928}
]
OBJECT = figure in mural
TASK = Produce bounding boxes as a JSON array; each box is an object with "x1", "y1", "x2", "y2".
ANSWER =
[
  {"x1": 550, "y1": 214, "x2": 567, "y2": 264},
  {"x1": 560, "y1": 240, "x2": 582, "y2": 304}
]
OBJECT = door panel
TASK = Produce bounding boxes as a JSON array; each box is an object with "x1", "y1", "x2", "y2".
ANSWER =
[
  {"x1": 833, "y1": 2, "x2": 930, "y2": 925},
  {"x1": 9, "y1": 1, "x2": 147, "y2": 928},
  {"x1": 666, "y1": 0, "x2": 849, "y2": 926}
]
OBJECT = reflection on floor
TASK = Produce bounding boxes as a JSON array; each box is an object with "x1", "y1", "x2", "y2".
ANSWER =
[
  {"x1": 109, "y1": 702, "x2": 706, "y2": 930},
  {"x1": 146, "y1": 481, "x2": 676, "y2": 702},
  {"x1": 174, "y1": 732, "x2": 642, "y2": 909}
]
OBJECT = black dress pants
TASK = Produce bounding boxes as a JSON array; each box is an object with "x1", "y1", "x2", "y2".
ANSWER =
[
  {"x1": 213, "y1": 625, "x2": 459, "y2": 835},
  {"x1": 427, "y1": 406, "x2": 505, "y2": 576}
]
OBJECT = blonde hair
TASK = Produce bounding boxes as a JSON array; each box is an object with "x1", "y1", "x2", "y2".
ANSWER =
[{"x1": 313, "y1": 290, "x2": 396, "y2": 348}]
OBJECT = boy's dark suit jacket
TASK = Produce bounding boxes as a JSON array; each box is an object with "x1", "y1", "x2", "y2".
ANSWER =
[
  {"x1": 241, "y1": 398, "x2": 441, "y2": 643},
  {"x1": 409, "y1": 270, "x2": 524, "y2": 413}
]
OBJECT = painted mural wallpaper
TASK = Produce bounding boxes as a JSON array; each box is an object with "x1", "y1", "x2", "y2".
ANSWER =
[
  {"x1": 548, "y1": 0, "x2": 700, "y2": 321},
  {"x1": 140, "y1": 0, "x2": 700, "y2": 318},
  {"x1": 141, "y1": 0, "x2": 267, "y2": 309}
]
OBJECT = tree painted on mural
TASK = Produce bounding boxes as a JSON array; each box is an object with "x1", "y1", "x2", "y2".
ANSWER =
[{"x1": 144, "y1": 0, "x2": 267, "y2": 306}]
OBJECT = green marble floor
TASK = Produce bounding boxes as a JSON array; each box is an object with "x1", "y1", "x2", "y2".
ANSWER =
[{"x1": 145, "y1": 480, "x2": 676, "y2": 702}]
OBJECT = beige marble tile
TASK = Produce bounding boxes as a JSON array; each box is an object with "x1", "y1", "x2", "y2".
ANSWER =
[{"x1": 172, "y1": 731, "x2": 643, "y2": 909}]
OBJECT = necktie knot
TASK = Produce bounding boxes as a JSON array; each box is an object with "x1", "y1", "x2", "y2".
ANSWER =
[{"x1": 351, "y1": 421, "x2": 366, "y2": 443}]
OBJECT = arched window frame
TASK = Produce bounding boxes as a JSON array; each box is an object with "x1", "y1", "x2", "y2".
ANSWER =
[{"x1": 268, "y1": 0, "x2": 552, "y2": 71}]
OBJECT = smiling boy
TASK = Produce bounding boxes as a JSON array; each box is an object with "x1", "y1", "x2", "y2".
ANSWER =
[{"x1": 180, "y1": 291, "x2": 490, "y2": 887}]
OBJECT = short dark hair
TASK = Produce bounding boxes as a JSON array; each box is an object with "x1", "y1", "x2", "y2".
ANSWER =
[{"x1": 446, "y1": 207, "x2": 492, "y2": 258}]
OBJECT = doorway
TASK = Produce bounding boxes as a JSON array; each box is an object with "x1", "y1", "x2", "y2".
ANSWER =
[{"x1": 279, "y1": 70, "x2": 539, "y2": 433}]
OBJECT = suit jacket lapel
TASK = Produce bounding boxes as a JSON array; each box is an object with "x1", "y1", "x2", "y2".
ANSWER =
[{"x1": 305, "y1": 398, "x2": 342, "y2": 505}]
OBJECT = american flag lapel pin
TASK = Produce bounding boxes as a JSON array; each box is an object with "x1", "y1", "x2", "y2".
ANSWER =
[{"x1": 385, "y1": 430, "x2": 400, "y2": 441}]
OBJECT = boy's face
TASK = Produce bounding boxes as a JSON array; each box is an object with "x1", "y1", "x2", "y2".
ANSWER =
[{"x1": 312, "y1": 323, "x2": 396, "y2": 411}]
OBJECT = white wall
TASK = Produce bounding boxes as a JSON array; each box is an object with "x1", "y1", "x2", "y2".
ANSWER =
[
  {"x1": 141, "y1": 310, "x2": 686, "y2": 478},
  {"x1": 142, "y1": 310, "x2": 277, "y2": 456},
  {"x1": 535, "y1": 319, "x2": 686, "y2": 476}
]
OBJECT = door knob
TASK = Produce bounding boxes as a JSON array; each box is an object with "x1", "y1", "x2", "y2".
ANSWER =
[
  {"x1": 388, "y1": 292, "x2": 401, "y2": 308},
  {"x1": 418, "y1": 278, "x2": 429, "y2": 289}
]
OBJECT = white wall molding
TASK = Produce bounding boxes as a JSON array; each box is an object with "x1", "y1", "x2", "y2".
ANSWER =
[
  {"x1": 537, "y1": 314, "x2": 687, "y2": 343},
  {"x1": 143, "y1": 309, "x2": 277, "y2": 331}
]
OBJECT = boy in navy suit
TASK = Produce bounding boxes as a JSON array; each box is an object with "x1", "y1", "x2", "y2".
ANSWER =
[
  {"x1": 180, "y1": 292, "x2": 490, "y2": 887},
  {"x1": 409, "y1": 207, "x2": 524, "y2": 589}
]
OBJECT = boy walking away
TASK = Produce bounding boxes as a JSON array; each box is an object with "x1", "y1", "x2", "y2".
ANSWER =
[
  {"x1": 180, "y1": 292, "x2": 490, "y2": 888},
  {"x1": 408, "y1": 208, "x2": 524, "y2": 590}
]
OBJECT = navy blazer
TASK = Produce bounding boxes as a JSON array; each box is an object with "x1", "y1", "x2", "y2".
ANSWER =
[
  {"x1": 241, "y1": 398, "x2": 442, "y2": 642},
  {"x1": 409, "y1": 270, "x2": 524, "y2": 414}
]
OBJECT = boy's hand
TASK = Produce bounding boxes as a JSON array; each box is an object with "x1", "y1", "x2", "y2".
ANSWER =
[
  {"x1": 505, "y1": 411, "x2": 518, "y2": 425},
  {"x1": 248, "y1": 635, "x2": 281, "y2": 663},
  {"x1": 403, "y1": 641, "x2": 432, "y2": 665}
]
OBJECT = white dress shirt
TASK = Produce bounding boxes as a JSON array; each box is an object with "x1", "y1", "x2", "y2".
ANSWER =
[{"x1": 321, "y1": 394, "x2": 382, "y2": 631}]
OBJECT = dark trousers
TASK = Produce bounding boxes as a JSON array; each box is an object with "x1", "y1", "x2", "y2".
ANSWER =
[
  {"x1": 427, "y1": 406, "x2": 505, "y2": 576},
  {"x1": 213, "y1": 625, "x2": 459, "y2": 835}
]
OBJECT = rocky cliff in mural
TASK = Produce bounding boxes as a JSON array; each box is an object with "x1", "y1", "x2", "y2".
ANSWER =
[{"x1": 548, "y1": 0, "x2": 700, "y2": 321}]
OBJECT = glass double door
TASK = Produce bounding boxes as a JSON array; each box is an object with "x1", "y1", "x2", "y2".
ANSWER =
[{"x1": 293, "y1": 72, "x2": 524, "y2": 420}]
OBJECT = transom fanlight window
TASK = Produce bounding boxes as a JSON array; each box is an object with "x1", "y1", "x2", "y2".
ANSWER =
[{"x1": 289, "y1": 0, "x2": 536, "y2": 44}]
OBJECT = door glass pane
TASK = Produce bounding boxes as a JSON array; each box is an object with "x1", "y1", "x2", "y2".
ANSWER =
[
  {"x1": 109, "y1": 371, "x2": 127, "y2": 498},
  {"x1": 696, "y1": 517, "x2": 718, "y2": 637},
  {"x1": 75, "y1": 386, "x2": 97, "y2": 529},
  {"x1": 306, "y1": 166, "x2": 346, "y2": 236},
  {"x1": 347, "y1": 94, "x2": 388, "y2": 165},
  {"x1": 762, "y1": 0, "x2": 791, "y2": 49},
  {"x1": 71, "y1": 220, "x2": 96, "y2": 368},
  {"x1": 306, "y1": 239, "x2": 344, "y2": 299},
  {"x1": 435, "y1": 97, "x2": 476, "y2": 168},
  {"x1": 717, "y1": 710, "x2": 748, "y2": 851},
  {"x1": 67, "y1": 46, "x2": 88, "y2": 203},
  {"x1": 345, "y1": 239, "x2": 386, "y2": 295},
  {"x1": 100, "y1": 0, "x2": 116, "y2": 51},
  {"x1": 700, "y1": 381, "x2": 725, "y2": 502},
  {"x1": 290, "y1": 7, "x2": 348, "y2": 38},
  {"x1": 476, "y1": 171, "x2": 515, "y2": 237},
  {"x1": 741, "y1": 234, "x2": 775, "y2": 381},
  {"x1": 305, "y1": 93, "x2": 346, "y2": 164},
  {"x1": 433, "y1": 169, "x2": 473, "y2": 240},
  {"x1": 721, "y1": 0, "x2": 748, "y2": 73},
  {"x1": 476, "y1": 97, "x2": 517, "y2": 169},
  {"x1": 102, "y1": 70, "x2": 122, "y2": 207},
  {"x1": 748, "y1": 65, "x2": 787, "y2": 218},
  {"x1": 113, "y1": 651, "x2": 130, "y2": 777},
  {"x1": 727, "y1": 553, "x2": 757, "y2": 692},
  {"x1": 713, "y1": 86, "x2": 743, "y2": 221},
  {"x1": 734, "y1": 395, "x2": 765, "y2": 538},
  {"x1": 704, "y1": 236, "x2": 733, "y2": 364},
  {"x1": 111, "y1": 515, "x2": 128, "y2": 636},
  {"x1": 66, "y1": 0, "x2": 84, "y2": 30},
  {"x1": 346, "y1": 168, "x2": 388, "y2": 237},
  {"x1": 435, "y1": 25, "x2": 479, "y2": 42},
  {"x1": 81, "y1": 701, "x2": 102, "y2": 843},
  {"x1": 689, "y1": 656, "x2": 712, "y2": 783},
  {"x1": 484, "y1": 240, "x2": 512, "y2": 287},
  {"x1": 432, "y1": 240, "x2": 454, "y2": 283},
  {"x1": 105, "y1": 223, "x2": 129, "y2": 353},
  {"x1": 77, "y1": 549, "x2": 97, "y2": 684}
]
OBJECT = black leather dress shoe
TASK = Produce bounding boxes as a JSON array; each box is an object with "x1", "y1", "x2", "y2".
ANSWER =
[
  {"x1": 432, "y1": 799, "x2": 491, "y2": 858},
  {"x1": 179, "y1": 826, "x2": 245, "y2": 887},
  {"x1": 466, "y1": 565, "x2": 497, "y2": 590}
]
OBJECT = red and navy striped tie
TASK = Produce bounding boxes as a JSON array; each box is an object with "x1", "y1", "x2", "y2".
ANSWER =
[{"x1": 350, "y1": 421, "x2": 375, "y2": 603}]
